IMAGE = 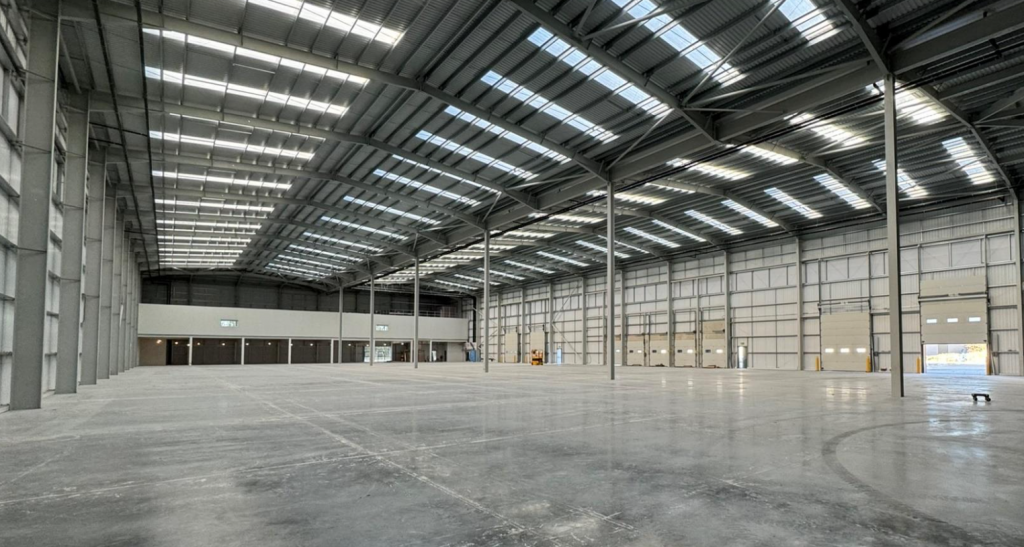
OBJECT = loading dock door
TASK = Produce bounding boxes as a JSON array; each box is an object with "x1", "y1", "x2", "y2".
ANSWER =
[
  {"x1": 701, "y1": 320, "x2": 727, "y2": 368},
  {"x1": 821, "y1": 312, "x2": 871, "y2": 371},
  {"x1": 674, "y1": 333, "x2": 697, "y2": 367},
  {"x1": 626, "y1": 335, "x2": 646, "y2": 366},
  {"x1": 649, "y1": 334, "x2": 670, "y2": 367},
  {"x1": 919, "y1": 276, "x2": 989, "y2": 375},
  {"x1": 528, "y1": 330, "x2": 546, "y2": 361},
  {"x1": 503, "y1": 331, "x2": 518, "y2": 363}
]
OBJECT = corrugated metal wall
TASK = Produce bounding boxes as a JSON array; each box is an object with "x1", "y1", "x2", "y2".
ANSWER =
[
  {"x1": 0, "y1": 41, "x2": 20, "y2": 405},
  {"x1": 483, "y1": 203, "x2": 1024, "y2": 376}
]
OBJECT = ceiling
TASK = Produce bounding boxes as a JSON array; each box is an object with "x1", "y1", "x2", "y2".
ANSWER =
[{"x1": 58, "y1": 0, "x2": 1024, "y2": 294}]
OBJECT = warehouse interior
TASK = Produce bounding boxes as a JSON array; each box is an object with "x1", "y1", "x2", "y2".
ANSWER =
[{"x1": 2, "y1": 0, "x2": 1024, "y2": 544}]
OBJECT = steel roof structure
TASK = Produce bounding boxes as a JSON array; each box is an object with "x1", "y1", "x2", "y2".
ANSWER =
[{"x1": 60, "y1": 0, "x2": 1024, "y2": 294}]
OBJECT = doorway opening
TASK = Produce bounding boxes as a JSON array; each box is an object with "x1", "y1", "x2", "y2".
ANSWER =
[{"x1": 924, "y1": 343, "x2": 988, "y2": 375}]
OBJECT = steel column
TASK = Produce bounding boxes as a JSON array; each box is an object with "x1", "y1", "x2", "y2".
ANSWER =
[
  {"x1": 579, "y1": 276, "x2": 586, "y2": 365},
  {"x1": 241, "y1": 337, "x2": 246, "y2": 365},
  {"x1": 369, "y1": 276, "x2": 375, "y2": 366},
  {"x1": 547, "y1": 282, "x2": 555, "y2": 364},
  {"x1": 97, "y1": 196, "x2": 115, "y2": 380},
  {"x1": 665, "y1": 260, "x2": 673, "y2": 367},
  {"x1": 1014, "y1": 195, "x2": 1024, "y2": 377},
  {"x1": 9, "y1": 0, "x2": 61, "y2": 409},
  {"x1": 619, "y1": 270, "x2": 626, "y2": 367},
  {"x1": 723, "y1": 251, "x2": 732, "y2": 368},
  {"x1": 413, "y1": 257, "x2": 420, "y2": 369},
  {"x1": 795, "y1": 237, "x2": 804, "y2": 371},
  {"x1": 188, "y1": 336, "x2": 193, "y2": 366},
  {"x1": 55, "y1": 94, "x2": 90, "y2": 393},
  {"x1": 606, "y1": 179, "x2": 616, "y2": 380},
  {"x1": 884, "y1": 74, "x2": 905, "y2": 397},
  {"x1": 483, "y1": 230, "x2": 490, "y2": 372},
  {"x1": 109, "y1": 224, "x2": 123, "y2": 376},
  {"x1": 337, "y1": 283, "x2": 343, "y2": 363}
]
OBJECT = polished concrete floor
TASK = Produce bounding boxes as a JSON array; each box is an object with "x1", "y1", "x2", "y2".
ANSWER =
[{"x1": 1, "y1": 363, "x2": 1022, "y2": 546}]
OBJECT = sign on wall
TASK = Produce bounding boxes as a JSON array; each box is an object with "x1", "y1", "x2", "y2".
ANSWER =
[
  {"x1": 375, "y1": 324, "x2": 389, "y2": 332},
  {"x1": 220, "y1": 319, "x2": 238, "y2": 328}
]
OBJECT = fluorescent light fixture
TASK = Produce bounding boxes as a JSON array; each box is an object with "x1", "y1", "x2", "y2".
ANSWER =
[
  {"x1": 154, "y1": 198, "x2": 275, "y2": 212},
  {"x1": 536, "y1": 251, "x2": 588, "y2": 267},
  {"x1": 872, "y1": 160, "x2": 927, "y2": 198},
  {"x1": 868, "y1": 83, "x2": 945, "y2": 125},
  {"x1": 320, "y1": 216, "x2": 407, "y2": 240},
  {"x1": 416, "y1": 130, "x2": 536, "y2": 179},
  {"x1": 721, "y1": 200, "x2": 779, "y2": 228},
  {"x1": 686, "y1": 210, "x2": 742, "y2": 235},
  {"x1": 667, "y1": 158, "x2": 748, "y2": 180},
  {"x1": 374, "y1": 169, "x2": 479, "y2": 206},
  {"x1": 480, "y1": 72, "x2": 619, "y2": 142},
  {"x1": 300, "y1": 231, "x2": 382, "y2": 252},
  {"x1": 530, "y1": 212, "x2": 603, "y2": 224},
  {"x1": 587, "y1": 189, "x2": 665, "y2": 205},
  {"x1": 597, "y1": 235, "x2": 651, "y2": 253},
  {"x1": 342, "y1": 196, "x2": 441, "y2": 225},
  {"x1": 778, "y1": 0, "x2": 840, "y2": 45},
  {"x1": 814, "y1": 174, "x2": 870, "y2": 209},
  {"x1": 525, "y1": 29, "x2": 673, "y2": 113},
  {"x1": 157, "y1": 219, "x2": 263, "y2": 230},
  {"x1": 443, "y1": 106, "x2": 568, "y2": 163},
  {"x1": 624, "y1": 226, "x2": 681, "y2": 248},
  {"x1": 651, "y1": 219, "x2": 706, "y2": 242},
  {"x1": 145, "y1": 67, "x2": 348, "y2": 116},
  {"x1": 942, "y1": 137, "x2": 997, "y2": 185},
  {"x1": 505, "y1": 260, "x2": 556, "y2": 274},
  {"x1": 765, "y1": 188, "x2": 821, "y2": 219},
  {"x1": 577, "y1": 240, "x2": 629, "y2": 258},
  {"x1": 143, "y1": 28, "x2": 373, "y2": 81},
  {"x1": 149, "y1": 131, "x2": 316, "y2": 161},
  {"x1": 390, "y1": 155, "x2": 498, "y2": 194},
  {"x1": 153, "y1": 170, "x2": 291, "y2": 191},
  {"x1": 738, "y1": 145, "x2": 798, "y2": 165},
  {"x1": 789, "y1": 114, "x2": 864, "y2": 148},
  {"x1": 477, "y1": 267, "x2": 525, "y2": 280},
  {"x1": 246, "y1": 0, "x2": 402, "y2": 44},
  {"x1": 603, "y1": 3, "x2": 743, "y2": 85}
]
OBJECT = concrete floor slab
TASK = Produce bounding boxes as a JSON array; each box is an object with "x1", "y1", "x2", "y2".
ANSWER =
[{"x1": 1, "y1": 363, "x2": 1022, "y2": 546}]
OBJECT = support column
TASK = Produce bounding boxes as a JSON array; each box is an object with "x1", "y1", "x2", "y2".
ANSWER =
[
  {"x1": 547, "y1": 282, "x2": 555, "y2": 363},
  {"x1": 579, "y1": 277, "x2": 586, "y2": 365},
  {"x1": 9, "y1": 0, "x2": 61, "y2": 409},
  {"x1": 665, "y1": 260, "x2": 673, "y2": 367},
  {"x1": 121, "y1": 245, "x2": 133, "y2": 373},
  {"x1": 619, "y1": 269, "x2": 626, "y2": 367},
  {"x1": 606, "y1": 180, "x2": 616, "y2": 380},
  {"x1": 884, "y1": 74, "x2": 905, "y2": 397},
  {"x1": 337, "y1": 281, "x2": 343, "y2": 363},
  {"x1": 483, "y1": 230, "x2": 490, "y2": 372},
  {"x1": 369, "y1": 275, "x2": 375, "y2": 366},
  {"x1": 724, "y1": 251, "x2": 732, "y2": 368},
  {"x1": 795, "y1": 237, "x2": 804, "y2": 371},
  {"x1": 413, "y1": 257, "x2": 420, "y2": 369},
  {"x1": 109, "y1": 218, "x2": 123, "y2": 376},
  {"x1": 118, "y1": 235, "x2": 129, "y2": 374},
  {"x1": 287, "y1": 338, "x2": 292, "y2": 364},
  {"x1": 97, "y1": 196, "x2": 115, "y2": 380},
  {"x1": 188, "y1": 336, "x2": 193, "y2": 365},
  {"x1": 55, "y1": 94, "x2": 90, "y2": 393},
  {"x1": 1014, "y1": 195, "x2": 1024, "y2": 377}
]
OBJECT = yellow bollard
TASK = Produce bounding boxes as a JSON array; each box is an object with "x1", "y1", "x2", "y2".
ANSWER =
[
  {"x1": 865, "y1": 357, "x2": 872, "y2": 373},
  {"x1": 916, "y1": 357, "x2": 922, "y2": 374},
  {"x1": 815, "y1": 356, "x2": 821, "y2": 371}
]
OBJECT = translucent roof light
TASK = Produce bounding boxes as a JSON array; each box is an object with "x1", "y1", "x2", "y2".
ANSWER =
[
  {"x1": 415, "y1": 130, "x2": 536, "y2": 179},
  {"x1": 872, "y1": 160, "x2": 928, "y2": 198},
  {"x1": 788, "y1": 114, "x2": 864, "y2": 148},
  {"x1": 143, "y1": 29, "x2": 372, "y2": 81},
  {"x1": 587, "y1": 189, "x2": 665, "y2": 205},
  {"x1": 526, "y1": 29, "x2": 672, "y2": 114},
  {"x1": 667, "y1": 158, "x2": 749, "y2": 180},
  {"x1": 288, "y1": 244, "x2": 362, "y2": 263},
  {"x1": 149, "y1": 131, "x2": 316, "y2": 161},
  {"x1": 738, "y1": 146, "x2": 798, "y2": 165},
  {"x1": 868, "y1": 83, "x2": 946, "y2": 125},
  {"x1": 161, "y1": 248, "x2": 244, "y2": 256},
  {"x1": 721, "y1": 200, "x2": 779, "y2": 228},
  {"x1": 481, "y1": 72, "x2": 618, "y2": 143},
  {"x1": 942, "y1": 137, "x2": 997, "y2": 185},
  {"x1": 301, "y1": 231, "x2": 382, "y2": 252},
  {"x1": 153, "y1": 170, "x2": 291, "y2": 191},
  {"x1": 530, "y1": 213, "x2": 603, "y2": 224},
  {"x1": 277, "y1": 254, "x2": 347, "y2": 271},
  {"x1": 342, "y1": 196, "x2": 441, "y2": 225},
  {"x1": 321, "y1": 216, "x2": 408, "y2": 240},
  {"x1": 577, "y1": 240, "x2": 629, "y2": 258},
  {"x1": 433, "y1": 279, "x2": 476, "y2": 290},
  {"x1": 814, "y1": 174, "x2": 870, "y2": 209},
  {"x1": 645, "y1": 183, "x2": 695, "y2": 194},
  {"x1": 765, "y1": 188, "x2": 821, "y2": 219},
  {"x1": 605, "y1": 1, "x2": 743, "y2": 85},
  {"x1": 624, "y1": 226, "x2": 680, "y2": 249},
  {"x1": 651, "y1": 219, "x2": 706, "y2": 242},
  {"x1": 157, "y1": 219, "x2": 263, "y2": 230},
  {"x1": 503, "y1": 230, "x2": 553, "y2": 239},
  {"x1": 478, "y1": 267, "x2": 525, "y2": 280},
  {"x1": 778, "y1": 0, "x2": 840, "y2": 45},
  {"x1": 266, "y1": 262, "x2": 332, "y2": 279},
  {"x1": 390, "y1": 155, "x2": 498, "y2": 194},
  {"x1": 453, "y1": 273, "x2": 500, "y2": 286},
  {"x1": 597, "y1": 235, "x2": 651, "y2": 254},
  {"x1": 505, "y1": 260, "x2": 556, "y2": 274},
  {"x1": 374, "y1": 169, "x2": 480, "y2": 206},
  {"x1": 443, "y1": 106, "x2": 568, "y2": 163},
  {"x1": 686, "y1": 210, "x2": 743, "y2": 235},
  {"x1": 247, "y1": 0, "x2": 403, "y2": 45},
  {"x1": 145, "y1": 67, "x2": 348, "y2": 117},
  {"x1": 537, "y1": 251, "x2": 588, "y2": 267},
  {"x1": 154, "y1": 198, "x2": 275, "y2": 213},
  {"x1": 158, "y1": 235, "x2": 251, "y2": 244}
]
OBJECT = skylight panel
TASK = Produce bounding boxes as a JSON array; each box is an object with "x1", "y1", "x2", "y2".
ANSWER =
[
  {"x1": 667, "y1": 158, "x2": 749, "y2": 180},
  {"x1": 788, "y1": 114, "x2": 864, "y2": 148},
  {"x1": 143, "y1": 29, "x2": 370, "y2": 83},
  {"x1": 504, "y1": 230, "x2": 553, "y2": 239},
  {"x1": 154, "y1": 198, "x2": 275, "y2": 213},
  {"x1": 266, "y1": 262, "x2": 332, "y2": 279},
  {"x1": 605, "y1": 1, "x2": 744, "y2": 85},
  {"x1": 814, "y1": 174, "x2": 870, "y2": 209},
  {"x1": 867, "y1": 83, "x2": 945, "y2": 125},
  {"x1": 433, "y1": 279, "x2": 476, "y2": 290},
  {"x1": 374, "y1": 169, "x2": 480, "y2": 206},
  {"x1": 161, "y1": 248, "x2": 244, "y2": 256},
  {"x1": 164, "y1": 260, "x2": 237, "y2": 267},
  {"x1": 624, "y1": 226, "x2": 680, "y2": 248},
  {"x1": 390, "y1": 155, "x2": 498, "y2": 194},
  {"x1": 942, "y1": 137, "x2": 997, "y2": 185},
  {"x1": 153, "y1": 170, "x2": 291, "y2": 191},
  {"x1": 645, "y1": 183, "x2": 695, "y2": 194},
  {"x1": 872, "y1": 160, "x2": 928, "y2": 198},
  {"x1": 320, "y1": 216, "x2": 407, "y2": 240},
  {"x1": 415, "y1": 130, "x2": 536, "y2": 179},
  {"x1": 145, "y1": 68, "x2": 347, "y2": 117},
  {"x1": 478, "y1": 267, "x2": 525, "y2": 280},
  {"x1": 597, "y1": 235, "x2": 651, "y2": 254},
  {"x1": 278, "y1": 254, "x2": 348, "y2": 272},
  {"x1": 342, "y1": 196, "x2": 441, "y2": 225},
  {"x1": 300, "y1": 231, "x2": 382, "y2": 252},
  {"x1": 721, "y1": 200, "x2": 779, "y2": 228},
  {"x1": 443, "y1": 106, "x2": 568, "y2": 163},
  {"x1": 158, "y1": 235, "x2": 251, "y2": 244},
  {"x1": 480, "y1": 72, "x2": 619, "y2": 143},
  {"x1": 577, "y1": 240, "x2": 629, "y2": 258},
  {"x1": 686, "y1": 210, "x2": 743, "y2": 235},
  {"x1": 530, "y1": 213, "x2": 603, "y2": 224},
  {"x1": 738, "y1": 146, "x2": 798, "y2": 165},
  {"x1": 465, "y1": 243, "x2": 518, "y2": 251},
  {"x1": 537, "y1": 251, "x2": 588, "y2": 267},
  {"x1": 149, "y1": 131, "x2": 316, "y2": 161},
  {"x1": 505, "y1": 260, "x2": 556, "y2": 274},
  {"x1": 778, "y1": 0, "x2": 839, "y2": 45},
  {"x1": 157, "y1": 219, "x2": 263, "y2": 230},
  {"x1": 764, "y1": 188, "x2": 821, "y2": 219},
  {"x1": 246, "y1": 0, "x2": 403, "y2": 45},
  {"x1": 587, "y1": 189, "x2": 665, "y2": 205},
  {"x1": 453, "y1": 273, "x2": 501, "y2": 286},
  {"x1": 650, "y1": 219, "x2": 706, "y2": 242},
  {"x1": 525, "y1": 29, "x2": 674, "y2": 112},
  {"x1": 288, "y1": 244, "x2": 362, "y2": 263}
]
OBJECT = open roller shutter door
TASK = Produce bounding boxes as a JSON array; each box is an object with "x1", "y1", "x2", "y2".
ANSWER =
[
  {"x1": 920, "y1": 300, "x2": 988, "y2": 344},
  {"x1": 821, "y1": 312, "x2": 871, "y2": 372}
]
